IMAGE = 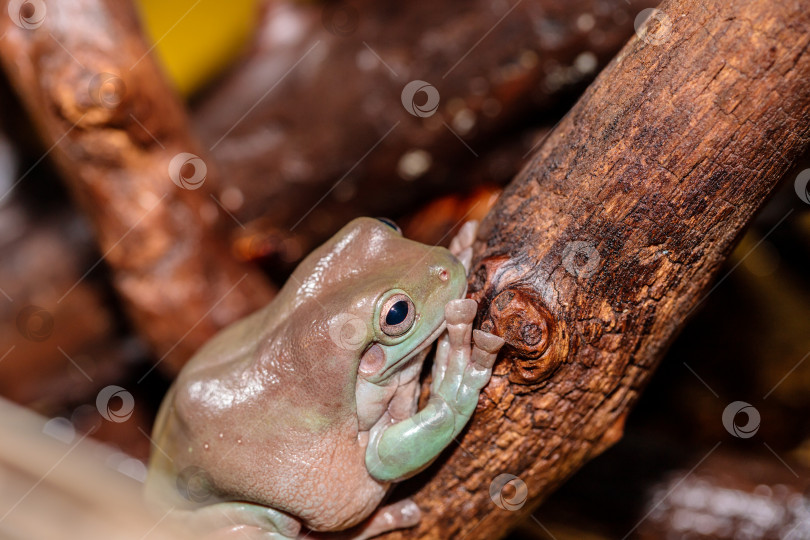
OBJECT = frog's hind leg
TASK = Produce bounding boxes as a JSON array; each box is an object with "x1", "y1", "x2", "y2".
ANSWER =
[
  {"x1": 187, "y1": 502, "x2": 301, "y2": 539},
  {"x1": 347, "y1": 499, "x2": 420, "y2": 539},
  {"x1": 305, "y1": 499, "x2": 420, "y2": 540}
]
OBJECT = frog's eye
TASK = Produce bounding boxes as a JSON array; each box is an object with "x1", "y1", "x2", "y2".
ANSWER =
[
  {"x1": 375, "y1": 217, "x2": 401, "y2": 234},
  {"x1": 380, "y1": 293, "x2": 415, "y2": 336}
]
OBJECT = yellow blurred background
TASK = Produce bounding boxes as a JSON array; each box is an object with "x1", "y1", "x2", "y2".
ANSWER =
[{"x1": 136, "y1": 0, "x2": 258, "y2": 95}]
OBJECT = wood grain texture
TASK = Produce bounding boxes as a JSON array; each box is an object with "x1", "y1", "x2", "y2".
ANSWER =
[
  {"x1": 0, "y1": 0, "x2": 274, "y2": 374},
  {"x1": 381, "y1": 0, "x2": 810, "y2": 538}
]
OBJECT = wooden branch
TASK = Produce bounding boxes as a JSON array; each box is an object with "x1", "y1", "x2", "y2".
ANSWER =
[
  {"x1": 0, "y1": 0, "x2": 274, "y2": 374},
  {"x1": 381, "y1": 0, "x2": 810, "y2": 538}
]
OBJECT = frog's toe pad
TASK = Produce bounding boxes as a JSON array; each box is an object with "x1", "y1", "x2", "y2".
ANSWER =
[
  {"x1": 472, "y1": 330, "x2": 505, "y2": 370},
  {"x1": 473, "y1": 330, "x2": 505, "y2": 353},
  {"x1": 375, "y1": 499, "x2": 420, "y2": 529},
  {"x1": 445, "y1": 298, "x2": 477, "y2": 325}
]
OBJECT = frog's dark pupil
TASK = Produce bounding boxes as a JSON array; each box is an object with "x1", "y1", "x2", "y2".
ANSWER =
[{"x1": 386, "y1": 301, "x2": 409, "y2": 325}]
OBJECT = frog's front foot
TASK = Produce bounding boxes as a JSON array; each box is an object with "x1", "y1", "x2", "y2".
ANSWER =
[
  {"x1": 430, "y1": 299, "x2": 504, "y2": 419},
  {"x1": 365, "y1": 298, "x2": 504, "y2": 483}
]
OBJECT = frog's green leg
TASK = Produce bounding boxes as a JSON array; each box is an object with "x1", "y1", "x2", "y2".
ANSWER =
[
  {"x1": 181, "y1": 502, "x2": 301, "y2": 539},
  {"x1": 365, "y1": 299, "x2": 504, "y2": 483}
]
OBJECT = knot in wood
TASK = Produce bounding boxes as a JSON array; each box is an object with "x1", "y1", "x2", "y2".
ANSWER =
[
  {"x1": 483, "y1": 286, "x2": 560, "y2": 384},
  {"x1": 62, "y1": 70, "x2": 130, "y2": 125},
  {"x1": 490, "y1": 290, "x2": 550, "y2": 356},
  {"x1": 470, "y1": 256, "x2": 564, "y2": 384}
]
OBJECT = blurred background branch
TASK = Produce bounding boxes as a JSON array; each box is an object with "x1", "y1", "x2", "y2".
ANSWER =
[{"x1": 0, "y1": 0, "x2": 275, "y2": 376}]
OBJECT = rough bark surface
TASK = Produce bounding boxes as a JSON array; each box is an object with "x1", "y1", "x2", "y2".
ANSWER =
[
  {"x1": 381, "y1": 0, "x2": 810, "y2": 538},
  {"x1": 0, "y1": 0, "x2": 274, "y2": 374}
]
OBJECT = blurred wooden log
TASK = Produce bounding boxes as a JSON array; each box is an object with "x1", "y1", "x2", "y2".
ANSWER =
[
  {"x1": 0, "y1": 206, "x2": 131, "y2": 409},
  {"x1": 0, "y1": 397, "x2": 189, "y2": 540},
  {"x1": 380, "y1": 0, "x2": 810, "y2": 538},
  {"x1": 526, "y1": 441, "x2": 810, "y2": 540},
  {"x1": 231, "y1": 127, "x2": 546, "y2": 271},
  {"x1": 0, "y1": 0, "x2": 274, "y2": 375},
  {"x1": 401, "y1": 186, "x2": 501, "y2": 247},
  {"x1": 194, "y1": 0, "x2": 655, "y2": 251},
  {"x1": 400, "y1": 128, "x2": 549, "y2": 248},
  {"x1": 636, "y1": 451, "x2": 810, "y2": 539},
  {"x1": 0, "y1": 111, "x2": 132, "y2": 409}
]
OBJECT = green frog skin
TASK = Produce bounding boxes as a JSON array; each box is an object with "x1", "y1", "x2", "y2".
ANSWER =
[{"x1": 144, "y1": 217, "x2": 504, "y2": 539}]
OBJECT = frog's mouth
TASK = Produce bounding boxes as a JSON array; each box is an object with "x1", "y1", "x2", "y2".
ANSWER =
[
  {"x1": 365, "y1": 319, "x2": 448, "y2": 382},
  {"x1": 401, "y1": 320, "x2": 447, "y2": 363}
]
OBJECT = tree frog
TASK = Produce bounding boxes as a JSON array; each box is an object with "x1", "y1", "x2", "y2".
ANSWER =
[{"x1": 145, "y1": 217, "x2": 504, "y2": 539}]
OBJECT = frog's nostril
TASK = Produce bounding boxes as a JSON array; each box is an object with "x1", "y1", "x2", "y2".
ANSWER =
[{"x1": 437, "y1": 268, "x2": 449, "y2": 282}]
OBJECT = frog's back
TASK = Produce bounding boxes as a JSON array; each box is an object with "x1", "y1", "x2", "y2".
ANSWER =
[
  {"x1": 146, "y1": 218, "x2": 433, "y2": 530},
  {"x1": 149, "y1": 297, "x2": 385, "y2": 531}
]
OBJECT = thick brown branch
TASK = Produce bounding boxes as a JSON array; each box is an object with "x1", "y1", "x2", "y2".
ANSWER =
[
  {"x1": 382, "y1": 0, "x2": 810, "y2": 538},
  {"x1": 0, "y1": 0, "x2": 274, "y2": 374}
]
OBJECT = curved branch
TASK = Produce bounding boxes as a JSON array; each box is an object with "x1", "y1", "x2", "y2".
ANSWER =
[
  {"x1": 0, "y1": 0, "x2": 274, "y2": 374},
  {"x1": 383, "y1": 0, "x2": 810, "y2": 537}
]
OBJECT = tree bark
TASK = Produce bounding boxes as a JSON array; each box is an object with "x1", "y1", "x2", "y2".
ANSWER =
[
  {"x1": 382, "y1": 0, "x2": 810, "y2": 538},
  {"x1": 0, "y1": 0, "x2": 274, "y2": 375}
]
